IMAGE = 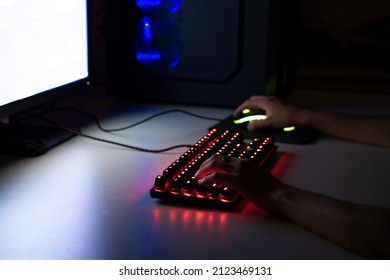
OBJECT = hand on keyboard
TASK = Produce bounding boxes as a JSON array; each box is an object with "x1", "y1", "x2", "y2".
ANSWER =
[{"x1": 150, "y1": 129, "x2": 277, "y2": 206}]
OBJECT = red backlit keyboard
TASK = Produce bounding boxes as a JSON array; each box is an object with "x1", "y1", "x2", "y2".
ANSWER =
[{"x1": 150, "y1": 129, "x2": 277, "y2": 206}]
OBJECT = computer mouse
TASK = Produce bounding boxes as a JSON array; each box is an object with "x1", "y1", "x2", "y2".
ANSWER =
[
  {"x1": 233, "y1": 108, "x2": 267, "y2": 124},
  {"x1": 233, "y1": 108, "x2": 267, "y2": 126},
  {"x1": 233, "y1": 108, "x2": 296, "y2": 132},
  {"x1": 211, "y1": 108, "x2": 319, "y2": 144}
]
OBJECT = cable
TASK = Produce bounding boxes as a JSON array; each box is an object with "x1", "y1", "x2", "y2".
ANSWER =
[
  {"x1": 21, "y1": 106, "x2": 225, "y2": 153},
  {"x1": 61, "y1": 124, "x2": 193, "y2": 153},
  {"x1": 47, "y1": 107, "x2": 223, "y2": 132},
  {"x1": 25, "y1": 114, "x2": 193, "y2": 154},
  {"x1": 99, "y1": 109, "x2": 223, "y2": 132}
]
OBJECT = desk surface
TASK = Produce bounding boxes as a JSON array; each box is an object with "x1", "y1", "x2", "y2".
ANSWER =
[{"x1": 0, "y1": 93, "x2": 389, "y2": 260}]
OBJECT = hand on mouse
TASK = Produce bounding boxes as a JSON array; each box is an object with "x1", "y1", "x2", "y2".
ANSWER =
[
  {"x1": 234, "y1": 96, "x2": 390, "y2": 148},
  {"x1": 234, "y1": 96, "x2": 302, "y2": 131}
]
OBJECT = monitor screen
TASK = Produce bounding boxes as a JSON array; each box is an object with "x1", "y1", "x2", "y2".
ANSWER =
[
  {"x1": 0, "y1": 0, "x2": 90, "y2": 156},
  {"x1": 0, "y1": 0, "x2": 89, "y2": 118}
]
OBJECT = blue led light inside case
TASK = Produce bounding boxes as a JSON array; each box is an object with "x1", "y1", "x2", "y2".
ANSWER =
[
  {"x1": 135, "y1": 12, "x2": 181, "y2": 69},
  {"x1": 135, "y1": 0, "x2": 181, "y2": 14},
  {"x1": 136, "y1": 51, "x2": 161, "y2": 61}
]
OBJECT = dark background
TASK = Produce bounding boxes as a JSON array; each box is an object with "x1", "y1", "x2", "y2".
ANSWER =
[{"x1": 90, "y1": 0, "x2": 390, "y2": 95}]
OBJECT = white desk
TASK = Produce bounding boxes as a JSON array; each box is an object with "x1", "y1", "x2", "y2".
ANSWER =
[{"x1": 0, "y1": 93, "x2": 389, "y2": 260}]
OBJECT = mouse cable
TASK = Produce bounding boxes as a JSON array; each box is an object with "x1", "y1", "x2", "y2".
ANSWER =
[
  {"x1": 26, "y1": 114, "x2": 194, "y2": 154},
  {"x1": 45, "y1": 107, "x2": 223, "y2": 133},
  {"x1": 62, "y1": 125, "x2": 193, "y2": 153}
]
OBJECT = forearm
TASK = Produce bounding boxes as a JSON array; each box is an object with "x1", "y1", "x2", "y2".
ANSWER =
[
  {"x1": 269, "y1": 184, "x2": 390, "y2": 259},
  {"x1": 291, "y1": 107, "x2": 390, "y2": 148}
]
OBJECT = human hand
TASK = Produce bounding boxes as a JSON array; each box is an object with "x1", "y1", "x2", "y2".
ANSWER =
[
  {"x1": 234, "y1": 96, "x2": 299, "y2": 131},
  {"x1": 194, "y1": 154, "x2": 286, "y2": 213}
]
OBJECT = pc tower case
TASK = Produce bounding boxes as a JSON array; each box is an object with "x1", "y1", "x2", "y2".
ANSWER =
[{"x1": 105, "y1": 0, "x2": 298, "y2": 107}]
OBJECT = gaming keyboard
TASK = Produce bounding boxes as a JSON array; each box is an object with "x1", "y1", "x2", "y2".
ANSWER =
[{"x1": 150, "y1": 129, "x2": 277, "y2": 206}]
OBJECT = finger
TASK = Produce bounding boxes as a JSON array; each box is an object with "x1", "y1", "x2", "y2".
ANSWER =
[
  {"x1": 234, "y1": 100, "x2": 267, "y2": 116},
  {"x1": 234, "y1": 96, "x2": 263, "y2": 116},
  {"x1": 234, "y1": 96, "x2": 274, "y2": 117},
  {"x1": 194, "y1": 155, "x2": 233, "y2": 178},
  {"x1": 197, "y1": 172, "x2": 232, "y2": 187},
  {"x1": 247, "y1": 119, "x2": 273, "y2": 131},
  {"x1": 233, "y1": 102, "x2": 252, "y2": 116},
  {"x1": 194, "y1": 155, "x2": 227, "y2": 178}
]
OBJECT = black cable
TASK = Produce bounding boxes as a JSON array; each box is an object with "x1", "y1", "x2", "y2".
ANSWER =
[
  {"x1": 47, "y1": 107, "x2": 223, "y2": 132},
  {"x1": 62, "y1": 124, "x2": 193, "y2": 153},
  {"x1": 25, "y1": 114, "x2": 193, "y2": 154},
  {"x1": 99, "y1": 109, "x2": 223, "y2": 132},
  {"x1": 21, "y1": 106, "x2": 224, "y2": 153}
]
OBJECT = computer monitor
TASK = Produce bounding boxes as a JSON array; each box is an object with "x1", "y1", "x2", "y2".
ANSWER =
[
  {"x1": 0, "y1": 0, "x2": 90, "y2": 156},
  {"x1": 105, "y1": 0, "x2": 298, "y2": 107}
]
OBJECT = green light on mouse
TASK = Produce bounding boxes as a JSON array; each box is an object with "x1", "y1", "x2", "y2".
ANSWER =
[
  {"x1": 283, "y1": 126, "x2": 296, "y2": 132},
  {"x1": 242, "y1": 108, "x2": 251, "y2": 114},
  {"x1": 234, "y1": 115, "x2": 267, "y2": 124}
]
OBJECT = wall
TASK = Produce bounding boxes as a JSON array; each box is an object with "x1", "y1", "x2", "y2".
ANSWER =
[
  {"x1": 92, "y1": 0, "x2": 390, "y2": 94},
  {"x1": 296, "y1": 0, "x2": 390, "y2": 93}
]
